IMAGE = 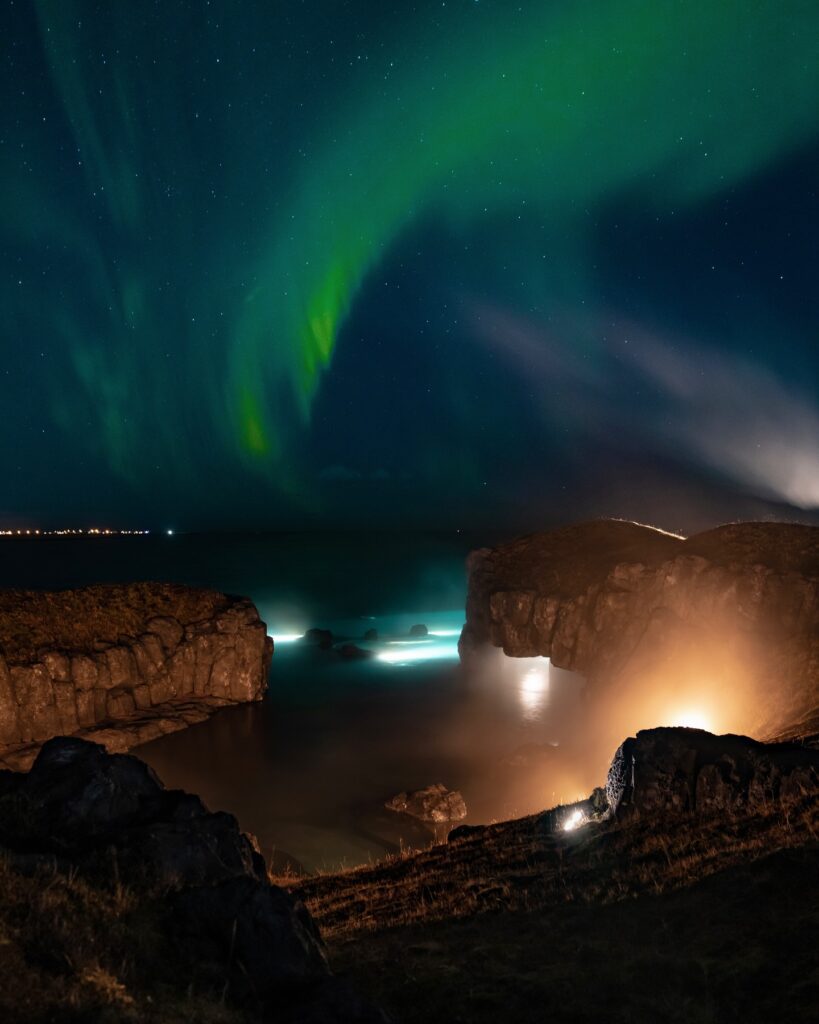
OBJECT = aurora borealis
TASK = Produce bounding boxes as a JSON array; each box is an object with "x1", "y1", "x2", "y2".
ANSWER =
[{"x1": 3, "y1": 1, "x2": 818, "y2": 530}]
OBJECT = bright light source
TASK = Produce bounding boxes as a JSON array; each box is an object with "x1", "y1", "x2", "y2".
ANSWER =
[
  {"x1": 666, "y1": 708, "x2": 714, "y2": 732},
  {"x1": 269, "y1": 633, "x2": 304, "y2": 643},
  {"x1": 166, "y1": 528, "x2": 174, "y2": 536},
  {"x1": 429, "y1": 628, "x2": 462, "y2": 637},
  {"x1": 562, "y1": 809, "x2": 585, "y2": 832}
]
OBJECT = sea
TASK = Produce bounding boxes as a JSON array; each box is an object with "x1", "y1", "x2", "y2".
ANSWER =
[{"x1": 1, "y1": 532, "x2": 590, "y2": 872}]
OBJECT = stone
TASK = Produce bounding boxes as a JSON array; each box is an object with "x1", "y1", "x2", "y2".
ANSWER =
[
  {"x1": 145, "y1": 615, "x2": 184, "y2": 654},
  {"x1": 385, "y1": 783, "x2": 467, "y2": 823},
  {"x1": 363, "y1": 628, "x2": 378, "y2": 642},
  {"x1": 338, "y1": 643, "x2": 373, "y2": 660},
  {"x1": 606, "y1": 727, "x2": 819, "y2": 821},
  {"x1": 170, "y1": 876, "x2": 328, "y2": 998},
  {"x1": 304, "y1": 628, "x2": 334, "y2": 648},
  {"x1": 409, "y1": 623, "x2": 428, "y2": 637},
  {"x1": 0, "y1": 584, "x2": 271, "y2": 765},
  {"x1": 0, "y1": 737, "x2": 386, "y2": 1021}
]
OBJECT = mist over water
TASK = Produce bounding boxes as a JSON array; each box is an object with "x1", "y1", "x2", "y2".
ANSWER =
[{"x1": 2, "y1": 532, "x2": 605, "y2": 872}]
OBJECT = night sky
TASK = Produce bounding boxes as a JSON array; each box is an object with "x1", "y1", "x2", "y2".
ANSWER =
[{"x1": 3, "y1": 0, "x2": 818, "y2": 532}]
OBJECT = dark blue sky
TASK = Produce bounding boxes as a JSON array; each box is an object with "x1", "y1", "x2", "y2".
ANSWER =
[{"x1": 2, "y1": 1, "x2": 818, "y2": 532}]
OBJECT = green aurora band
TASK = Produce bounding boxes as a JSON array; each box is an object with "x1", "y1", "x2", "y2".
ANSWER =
[{"x1": 16, "y1": 0, "x2": 819, "y2": 501}]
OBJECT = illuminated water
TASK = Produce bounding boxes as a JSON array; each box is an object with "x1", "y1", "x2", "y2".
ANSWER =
[{"x1": 1, "y1": 533, "x2": 588, "y2": 872}]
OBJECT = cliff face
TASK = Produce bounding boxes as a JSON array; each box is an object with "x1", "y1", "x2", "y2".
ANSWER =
[
  {"x1": 460, "y1": 521, "x2": 819, "y2": 738},
  {"x1": 0, "y1": 583, "x2": 273, "y2": 769}
]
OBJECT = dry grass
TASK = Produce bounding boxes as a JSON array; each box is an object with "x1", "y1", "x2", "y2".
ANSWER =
[
  {"x1": 0, "y1": 583, "x2": 232, "y2": 663},
  {"x1": 0, "y1": 854, "x2": 245, "y2": 1024},
  {"x1": 292, "y1": 795, "x2": 819, "y2": 941},
  {"x1": 288, "y1": 795, "x2": 819, "y2": 1023}
]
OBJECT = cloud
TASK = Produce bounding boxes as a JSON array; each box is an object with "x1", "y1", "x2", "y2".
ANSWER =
[{"x1": 468, "y1": 300, "x2": 819, "y2": 510}]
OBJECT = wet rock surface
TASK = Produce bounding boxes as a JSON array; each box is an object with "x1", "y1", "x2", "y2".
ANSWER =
[
  {"x1": 0, "y1": 737, "x2": 388, "y2": 1022},
  {"x1": 0, "y1": 582, "x2": 273, "y2": 769},
  {"x1": 607, "y1": 726, "x2": 819, "y2": 821},
  {"x1": 461, "y1": 520, "x2": 819, "y2": 737},
  {"x1": 385, "y1": 783, "x2": 467, "y2": 823}
]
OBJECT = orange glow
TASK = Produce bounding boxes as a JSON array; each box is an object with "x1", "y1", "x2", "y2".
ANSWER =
[{"x1": 663, "y1": 707, "x2": 716, "y2": 732}]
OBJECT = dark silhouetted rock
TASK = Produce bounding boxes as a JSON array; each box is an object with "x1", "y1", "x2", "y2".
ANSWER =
[
  {"x1": 0, "y1": 583, "x2": 271, "y2": 769},
  {"x1": 363, "y1": 628, "x2": 378, "y2": 642},
  {"x1": 170, "y1": 875, "x2": 328, "y2": 997},
  {"x1": 0, "y1": 737, "x2": 265, "y2": 887},
  {"x1": 409, "y1": 624, "x2": 428, "y2": 637},
  {"x1": 338, "y1": 643, "x2": 374, "y2": 661},
  {"x1": 607, "y1": 727, "x2": 819, "y2": 821},
  {"x1": 447, "y1": 822, "x2": 485, "y2": 843},
  {"x1": 0, "y1": 736, "x2": 387, "y2": 1021},
  {"x1": 304, "y1": 628, "x2": 334, "y2": 649},
  {"x1": 385, "y1": 783, "x2": 467, "y2": 822},
  {"x1": 461, "y1": 520, "x2": 819, "y2": 738}
]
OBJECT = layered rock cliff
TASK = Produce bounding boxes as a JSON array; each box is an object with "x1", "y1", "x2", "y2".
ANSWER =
[
  {"x1": 460, "y1": 520, "x2": 819, "y2": 739},
  {"x1": 0, "y1": 583, "x2": 273, "y2": 769}
]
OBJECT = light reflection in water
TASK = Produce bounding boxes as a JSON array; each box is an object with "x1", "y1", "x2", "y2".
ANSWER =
[
  {"x1": 516, "y1": 658, "x2": 550, "y2": 721},
  {"x1": 376, "y1": 637, "x2": 460, "y2": 665}
]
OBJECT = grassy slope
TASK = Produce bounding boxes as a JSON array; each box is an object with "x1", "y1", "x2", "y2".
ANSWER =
[
  {"x1": 0, "y1": 855, "x2": 244, "y2": 1024},
  {"x1": 292, "y1": 794, "x2": 819, "y2": 1023}
]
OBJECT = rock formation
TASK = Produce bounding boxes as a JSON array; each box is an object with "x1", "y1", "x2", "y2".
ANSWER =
[
  {"x1": 0, "y1": 582, "x2": 273, "y2": 769},
  {"x1": 386, "y1": 784, "x2": 467, "y2": 823},
  {"x1": 607, "y1": 726, "x2": 819, "y2": 821},
  {"x1": 0, "y1": 736, "x2": 386, "y2": 1021},
  {"x1": 460, "y1": 520, "x2": 819, "y2": 739}
]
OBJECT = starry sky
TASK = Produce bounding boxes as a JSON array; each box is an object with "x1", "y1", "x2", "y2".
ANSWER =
[{"x1": 3, "y1": 0, "x2": 818, "y2": 532}]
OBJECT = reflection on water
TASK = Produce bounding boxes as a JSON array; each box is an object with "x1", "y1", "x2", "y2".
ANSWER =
[
  {"x1": 137, "y1": 616, "x2": 589, "y2": 874},
  {"x1": 516, "y1": 659, "x2": 550, "y2": 721}
]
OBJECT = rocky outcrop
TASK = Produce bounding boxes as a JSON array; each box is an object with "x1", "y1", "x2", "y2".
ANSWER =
[
  {"x1": 386, "y1": 784, "x2": 467, "y2": 823},
  {"x1": 0, "y1": 583, "x2": 273, "y2": 769},
  {"x1": 0, "y1": 737, "x2": 387, "y2": 1021},
  {"x1": 607, "y1": 726, "x2": 819, "y2": 822},
  {"x1": 460, "y1": 520, "x2": 819, "y2": 738}
]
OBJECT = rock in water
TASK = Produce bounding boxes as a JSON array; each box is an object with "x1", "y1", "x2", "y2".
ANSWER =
[
  {"x1": 304, "y1": 627, "x2": 334, "y2": 648},
  {"x1": 409, "y1": 623, "x2": 429, "y2": 637},
  {"x1": 385, "y1": 783, "x2": 467, "y2": 822},
  {"x1": 607, "y1": 726, "x2": 819, "y2": 821},
  {"x1": 338, "y1": 643, "x2": 374, "y2": 660}
]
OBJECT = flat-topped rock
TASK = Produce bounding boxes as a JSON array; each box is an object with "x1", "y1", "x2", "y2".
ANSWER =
[
  {"x1": 0, "y1": 582, "x2": 273, "y2": 767},
  {"x1": 461, "y1": 520, "x2": 819, "y2": 738}
]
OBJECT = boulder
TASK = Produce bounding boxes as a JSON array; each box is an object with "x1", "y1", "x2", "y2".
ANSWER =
[
  {"x1": 363, "y1": 628, "x2": 379, "y2": 642},
  {"x1": 607, "y1": 727, "x2": 819, "y2": 821},
  {"x1": 170, "y1": 875, "x2": 329, "y2": 998},
  {"x1": 304, "y1": 628, "x2": 334, "y2": 649},
  {"x1": 409, "y1": 624, "x2": 429, "y2": 637},
  {"x1": 338, "y1": 643, "x2": 374, "y2": 661},
  {"x1": 385, "y1": 783, "x2": 467, "y2": 823},
  {"x1": 0, "y1": 737, "x2": 265, "y2": 887},
  {"x1": 0, "y1": 736, "x2": 388, "y2": 1021}
]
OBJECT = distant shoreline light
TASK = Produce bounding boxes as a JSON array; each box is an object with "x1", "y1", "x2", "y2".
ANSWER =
[{"x1": 0, "y1": 528, "x2": 152, "y2": 537}]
